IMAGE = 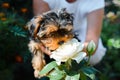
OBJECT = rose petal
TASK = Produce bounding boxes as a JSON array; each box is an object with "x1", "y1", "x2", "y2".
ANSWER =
[
  {"x1": 76, "y1": 43, "x2": 84, "y2": 53},
  {"x1": 50, "y1": 53, "x2": 68, "y2": 62},
  {"x1": 50, "y1": 38, "x2": 85, "y2": 64},
  {"x1": 56, "y1": 61, "x2": 61, "y2": 65},
  {"x1": 72, "y1": 52, "x2": 87, "y2": 63}
]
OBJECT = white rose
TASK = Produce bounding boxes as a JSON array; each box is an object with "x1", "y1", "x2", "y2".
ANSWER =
[
  {"x1": 106, "y1": 12, "x2": 115, "y2": 18},
  {"x1": 50, "y1": 38, "x2": 87, "y2": 65},
  {"x1": 113, "y1": 0, "x2": 120, "y2": 6}
]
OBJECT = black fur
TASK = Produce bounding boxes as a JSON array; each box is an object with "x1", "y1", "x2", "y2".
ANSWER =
[{"x1": 27, "y1": 8, "x2": 74, "y2": 39}]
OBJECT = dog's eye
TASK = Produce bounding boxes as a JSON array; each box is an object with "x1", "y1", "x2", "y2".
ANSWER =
[{"x1": 58, "y1": 41, "x2": 64, "y2": 45}]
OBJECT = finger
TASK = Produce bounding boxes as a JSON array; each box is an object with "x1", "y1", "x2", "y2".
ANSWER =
[{"x1": 39, "y1": 44, "x2": 51, "y2": 55}]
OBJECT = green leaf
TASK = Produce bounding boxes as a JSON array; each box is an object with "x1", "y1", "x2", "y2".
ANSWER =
[
  {"x1": 81, "y1": 67, "x2": 98, "y2": 74},
  {"x1": 84, "y1": 73, "x2": 95, "y2": 80},
  {"x1": 113, "y1": 39, "x2": 120, "y2": 48},
  {"x1": 39, "y1": 61, "x2": 57, "y2": 75},
  {"x1": 107, "y1": 39, "x2": 114, "y2": 47},
  {"x1": 10, "y1": 26, "x2": 27, "y2": 37},
  {"x1": 65, "y1": 73, "x2": 80, "y2": 80},
  {"x1": 81, "y1": 67, "x2": 98, "y2": 80},
  {"x1": 80, "y1": 72, "x2": 87, "y2": 80},
  {"x1": 49, "y1": 68, "x2": 65, "y2": 80}
]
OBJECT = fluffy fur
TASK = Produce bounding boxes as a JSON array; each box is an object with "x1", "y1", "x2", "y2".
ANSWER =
[{"x1": 26, "y1": 8, "x2": 74, "y2": 78}]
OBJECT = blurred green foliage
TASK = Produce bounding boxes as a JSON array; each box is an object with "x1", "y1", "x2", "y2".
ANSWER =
[
  {"x1": 96, "y1": 1, "x2": 120, "y2": 80},
  {"x1": 97, "y1": 19, "x2": 120, "y2": 80},
  {"x1": 0, "y1": 0, "x2": 35, "y2": 80},
  {"x1": 0, "y1": 0, "x2": 120, "y2": 80}
]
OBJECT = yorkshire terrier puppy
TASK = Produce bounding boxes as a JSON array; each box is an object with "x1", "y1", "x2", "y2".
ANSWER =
[{"x1": 26, "y1": 8, "x2": 74, "y2": 78}]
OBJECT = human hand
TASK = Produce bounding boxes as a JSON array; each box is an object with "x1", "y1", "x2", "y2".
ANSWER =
[
  {"x1": 38, "y1": 43, "x2": 51, "y2": 56},
  {"x1": 28, "y1": 40, "x2": 51, "y2": 56}
]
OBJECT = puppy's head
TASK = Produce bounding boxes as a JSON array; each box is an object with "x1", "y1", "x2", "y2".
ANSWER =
[{"x1": 26, "y1": 8, "x2": 74, "y2": 51}]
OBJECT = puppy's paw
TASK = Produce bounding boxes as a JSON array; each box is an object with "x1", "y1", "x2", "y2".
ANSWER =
[
  {"x1": 34, "y1": 70, "x2": 46, "y2": 78},
  {"x1": 32, "y1": 52, "x2": 46, "y2": 78},
  {"x1": 28, "y1": 40, "x2": 46, "y2": 78},
  {"x1": 32, "y1": 52, "x2": 45, "y2": 70}
]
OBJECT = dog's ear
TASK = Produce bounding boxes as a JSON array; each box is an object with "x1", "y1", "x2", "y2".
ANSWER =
[
  {"x1": 26, "y1": 16, "x2": 43, "y2": 39},
  {"x1": 36, "y1": 11, "x2": 60, "y2": 38},
  {"x1": 59, "y1": 8, "x2": 74, "y2": 31},
  {"x1": 26, "y1": 21, "x2": 35, "y2": 38},
  {"x1": 59, "y1": 8, "x2": 74, "y2": 24}
]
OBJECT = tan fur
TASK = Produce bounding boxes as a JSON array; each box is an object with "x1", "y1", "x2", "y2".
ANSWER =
[
  {"x1": 37, "y1": 24, "x2": 59, "y2": 38},
  {"x1": 33, "y1": 16, "x2": 42, "y2": 37},
  {"x1": 27, "y1": 9, "x2": 74, "y2": 78},
  {"x1": 28, "y1": 41, "x2": 46, "y2": 77},
  {"x1": 41, "y1": 35, "x2": 73, "y2": 50}
]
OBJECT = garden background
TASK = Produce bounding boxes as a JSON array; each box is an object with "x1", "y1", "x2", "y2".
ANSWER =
[{"x1": 0, "y1": 0, "x2": 120, "y2": 80}]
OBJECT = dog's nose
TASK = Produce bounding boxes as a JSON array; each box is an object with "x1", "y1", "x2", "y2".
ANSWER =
[
  {"x1": 50, "y1": 50, "x2": 54, "y2": 52},
  {"x1": 46, "y1": 47, "x2": 53, "y2": 52},
  {"x1": 58, "y1": 41, "x2": 64, "y2": 45}
]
